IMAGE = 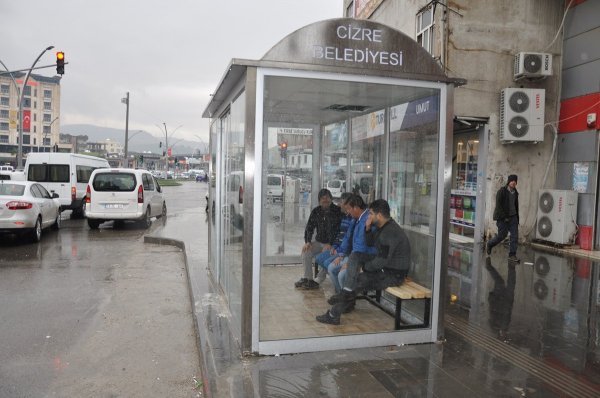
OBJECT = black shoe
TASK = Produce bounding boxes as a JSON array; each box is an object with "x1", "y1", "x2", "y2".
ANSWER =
[
  {"x1": 294, "y1": 278, "x2": 308, "y2": 288},
  {"x1": 328, "y1": 293, "x2": 343, "y2": 305},
  {"x1": 302, "y1": 279, "x2": 319, "y2": 290},
  {"x1": 508, "y1": 255, "x2": 520, "y2": 263},
  {"x1": 316, "y1": 311, "x2": 340, "y2": 325},
  {"x1": 486, "y1": 243, "x2": 492, "y2": 256}
]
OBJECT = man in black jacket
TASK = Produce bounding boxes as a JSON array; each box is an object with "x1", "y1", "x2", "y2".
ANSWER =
[
  {"x1": 316, "y1": 199, "x2": 411, "y2": 325},
  {"x1": 486, "y1": 174, "x2": 520, "y2": 263},
  {"x1": 295, "y1": 188, "x2": 343, "y2": 290}
]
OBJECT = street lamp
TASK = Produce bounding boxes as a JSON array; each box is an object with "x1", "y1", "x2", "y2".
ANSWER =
[
  {"x1": 121, "y1": 92, "x2": 129, "y2": 167},
  {"x1": 38, "y1": 116, "x2": 59, "y2": 152},
  {"x1": 156, "y1": 123, "x2": 182, "y2": 171},
  {"x1": 17, "y1": 45, "x2": 54, "y2": 168}
]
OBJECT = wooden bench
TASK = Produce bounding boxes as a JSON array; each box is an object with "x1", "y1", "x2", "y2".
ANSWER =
[{"x1": 365, "y1": 279, "x2": 432, "y2": 330}]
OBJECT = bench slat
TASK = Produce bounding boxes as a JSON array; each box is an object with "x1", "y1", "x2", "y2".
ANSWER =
[
  {"x1": 404, "y1": 281, "x2": 432, "y2": 298},
  {"x1": 385, "y1": 285, "x2": 413, "y2": 299},
  {"x1": 397, "y1": 284, "x2": 427, "y2": 298}
]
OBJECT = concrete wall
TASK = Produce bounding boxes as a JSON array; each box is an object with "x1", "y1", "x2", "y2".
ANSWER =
[{"x1": 346, "y1": 0, "x2": 567, "y2": 242}]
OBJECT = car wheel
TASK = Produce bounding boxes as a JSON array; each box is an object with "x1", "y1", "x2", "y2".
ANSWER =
[
  {"x1": 156, "y1": 202, "x2": 167, "y2": 219},
  {"x1": 88, "y1": 219, "x2": 101, "y2": 229},
  {"x1": 142, "y1": 207, "x2": 152, "y2": 228},
  {"x1": 52, "y1": 210, "x2": 61, "y2": 230},
  {"x1": 31, "y1": 217, "x2": 42, "y2": 243}
]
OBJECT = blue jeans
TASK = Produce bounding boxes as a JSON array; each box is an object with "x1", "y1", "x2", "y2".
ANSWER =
[
  {"x1": 327, "y1": 257, "x2": 348, "y2": 293},
  {"x1": 315, "y1": 251, "x2": 337, "y2": 269},
  {"x1": 488, "y1": 215, "x2": 519, "y2": 256}
]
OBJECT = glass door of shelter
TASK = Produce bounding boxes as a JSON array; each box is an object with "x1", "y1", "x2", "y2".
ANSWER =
[{"x1": 254, "y1": 68, "x2": 447, "y2": 355}]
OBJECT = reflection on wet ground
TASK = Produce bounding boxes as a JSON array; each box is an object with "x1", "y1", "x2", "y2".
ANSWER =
[{"x1": 152, "y1": 182, "x2": 600, "y2": 397}]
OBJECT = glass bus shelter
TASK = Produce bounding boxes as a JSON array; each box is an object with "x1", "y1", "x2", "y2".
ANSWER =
[{"x1": 202, "y1": 18, "x2": 464, "y2": 355}]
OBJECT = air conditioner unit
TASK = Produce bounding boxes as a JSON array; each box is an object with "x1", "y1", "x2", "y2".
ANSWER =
[
  {"x1": 514, "y1": 52, "x2": 553, "y2": 79},
  {"x1": 500, "y1": 88, "x2": 545, "y2": 142},
  {"x1": 536, "y1": 189, "x2": 578, "y2": 244},
  {"x1": 533, "y1": 253, "x2": 573, "y2": 311}
]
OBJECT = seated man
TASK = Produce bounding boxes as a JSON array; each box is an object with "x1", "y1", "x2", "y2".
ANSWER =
[
  {"x1": 322, "y1": 194, "x2": 377, "y2": 303},
  {"x1": 295, "y1": 188, "x2": 343, "y2": 290},
  {"x1": 317, "y1": 199, "x2": 411, "y2": 325},
  {"x1": 314, "y1": 192, "x2": 354, "y2": 284}
]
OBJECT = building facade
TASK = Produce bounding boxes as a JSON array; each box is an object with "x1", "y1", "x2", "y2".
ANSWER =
[
  {"x1": 0, "y1": 72, "x2": 61, "y2": 166},
  {"x1": 345, "y1": 0, "x2": 600, "y2": 248}
]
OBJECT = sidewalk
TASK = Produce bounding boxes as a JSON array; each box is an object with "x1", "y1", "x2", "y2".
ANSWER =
[{"x1": 150, "y1": 183, "x2": 600, "y2": 397}]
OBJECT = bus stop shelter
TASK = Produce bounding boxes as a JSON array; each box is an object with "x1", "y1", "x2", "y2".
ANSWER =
[{"x1": 202, "y1": 18, "x2": 464, "y2": 355}]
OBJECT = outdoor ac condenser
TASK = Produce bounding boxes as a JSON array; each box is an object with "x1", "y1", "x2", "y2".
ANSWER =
[
  {"x1": 536, "y1": 189, "x2": 578, "y2": 245},
  {"x1": 514, "y1": 52, "x2": 553, "y2": 80},
  {"x1": 533, "y1": 253, "x2": 573, "y2": 311},
  {"x1": 500, "y1": 88, "x2": 545, "y2": 143}
]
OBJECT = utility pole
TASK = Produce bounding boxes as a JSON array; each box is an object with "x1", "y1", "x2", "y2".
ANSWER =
[
  {"x1": 163, "y1": 122, "x2": 168, "y2": 172},
  {"x1": 122, "y1": 92, "x2": 130, "y2": 167}
]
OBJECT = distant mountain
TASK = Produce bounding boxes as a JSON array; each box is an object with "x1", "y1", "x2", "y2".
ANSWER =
[{"x1": 61, "y1": 124, "x2": 203, "y2": 155}]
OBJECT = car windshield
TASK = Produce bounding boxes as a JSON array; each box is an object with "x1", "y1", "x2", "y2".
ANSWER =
[
  {"x1": 0, "y1": 183, "x2": 25, "y2": 196},
  {"x1": 267, "y1": 176, "x2": 281, "y2": 186},
  {"x1": 92, "y1": 173, "x2": 137, "y2": 192}
]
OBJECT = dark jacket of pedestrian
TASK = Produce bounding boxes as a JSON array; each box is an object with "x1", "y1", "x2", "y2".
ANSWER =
[
  {"x1": 304, "y1": 204, "x2": 343, "y2": 245},
  {"x1": 363, "y1": 218, "x2": 411, "y2": 274},
  {"x1": 493, "y1": 185, "x2": 519, "y2": 222}
]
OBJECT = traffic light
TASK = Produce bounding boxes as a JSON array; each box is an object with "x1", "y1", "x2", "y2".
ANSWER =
[
  {"x1": 139, "y1": 155, "x2": 144, "y2": 163},
  {"x1": 56, "y1": 52, "x2": 65, "y2": 75},
  {"x1": 279, "y1": 141, "x2": 288, "y2": 158}
]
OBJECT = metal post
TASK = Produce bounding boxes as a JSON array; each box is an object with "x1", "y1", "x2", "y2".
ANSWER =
[
  {"x1": 163, "y1": 122, "x2": 168, "y2": 172},
  {"x1": 122, "y1": 92, "x2": 130, "y2": 167},
  {"x1": 17, "y1": 46, "x2": 54, "y2": 168}
]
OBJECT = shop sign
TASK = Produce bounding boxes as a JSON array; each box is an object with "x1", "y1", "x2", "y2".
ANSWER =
[
  {"x1": 390, "y1": 95, "x2": 439, "y2": 132},
  {"x1": 573, "y1": 162, "x2": 589, "y2": 193},
  {"x1": 275, "y1": 127, "x2": 313, "y2": 136}
]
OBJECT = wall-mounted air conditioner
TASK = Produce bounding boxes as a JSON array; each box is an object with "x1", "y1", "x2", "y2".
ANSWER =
[
  {"x1": 533, "y1": 253, "x2": 573, "y2": 311},
  {"x1": 536, "y1": 189, "x2": 578, "y2": 245},
  {"x1": 514, "y1": 52, "x2": 553, "y2": 80},
  {"x1": 500, "y1": 88, "x2": 545, "y2": 143}
]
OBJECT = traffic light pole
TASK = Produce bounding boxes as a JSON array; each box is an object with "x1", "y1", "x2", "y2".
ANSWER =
[
  {"x1": 122, "y1": 92, "x2": 130, "y2": 167},
  {"x1": 17, "y1": 46, "x2": 54, "y2": 168}
]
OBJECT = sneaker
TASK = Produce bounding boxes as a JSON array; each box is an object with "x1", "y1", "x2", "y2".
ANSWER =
[
  {"x1": 508, "y1": 255, "x2": 520, "y2": 263},
  {"x1": 316, "y1": 311, "x2": 340, "y2": 325},
  {"x1": 486, "y1": 243, "x2": 492, "y2": 256},
  {"x1": 302, "y1": 279, "x2": 319, "y2": 290},
  {"x1": 294, "y1": 278, "x2": 308, "y2": 288},
  {"x1": 316, "y1": 268, "x2": 327, "y2": 284}
]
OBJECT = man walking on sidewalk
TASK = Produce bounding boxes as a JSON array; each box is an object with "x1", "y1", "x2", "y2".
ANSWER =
[{"x1": 486, "y1": 174, "x2": 520, "y2": 263}]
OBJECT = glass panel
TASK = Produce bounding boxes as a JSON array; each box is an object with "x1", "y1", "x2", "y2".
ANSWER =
[
  {"x1": 208, "y1": 120, "x2": 219, "y2": 277},
  {"x1": 388, "y1": 93, "x2": 440, "y2": 288},
  {"x1": 350, "y1": 110, "x2": 385, "y2": 203},
  {"x1": 323, "y1": 122, "x2": 348, "y2": 201},
  {"x1": 260, "y1": 73, "x2": 441, "y2": 341},
  {"x1": 222, "y1": 92, "x2": 245, "y2": 338}
]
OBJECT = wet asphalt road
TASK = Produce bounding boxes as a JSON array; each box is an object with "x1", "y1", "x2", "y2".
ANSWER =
[{"x1": 0, "y1": 181, "x2": 206, "y2": 397}]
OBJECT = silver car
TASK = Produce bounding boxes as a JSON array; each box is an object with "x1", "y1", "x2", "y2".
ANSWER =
[{"x1": 0, "y1": 181, "x2": 61, "y2": 242}]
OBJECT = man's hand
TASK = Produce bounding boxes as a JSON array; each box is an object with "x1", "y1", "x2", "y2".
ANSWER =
[
  {"x1": 322, "y1": 244, "x2": 332, "y2": 252},
  {"x1": 302, "y1": 242, "x2": 312, "y2": 253},
  {"x1": 332, "y1": 256, "x2": 343, "y2": 266}
]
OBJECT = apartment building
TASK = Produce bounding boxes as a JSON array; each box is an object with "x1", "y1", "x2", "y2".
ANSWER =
[{"x1": 0, "y1": 72, "x2": 61, "y2": 166}]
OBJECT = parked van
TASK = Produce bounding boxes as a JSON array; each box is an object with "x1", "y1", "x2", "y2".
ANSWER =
[
  {"x1": 0, "y1": 165, "x2": 15, "y2": 172},
  {"x1": 24, "y1": 153, "x2": 110, "y2": 217},
  {"x1": 85, "y1": 168, "x2": 166, "y2": 229},
  {"x1": 267, "y1": 174, "x2": 285, "y2": 202}
]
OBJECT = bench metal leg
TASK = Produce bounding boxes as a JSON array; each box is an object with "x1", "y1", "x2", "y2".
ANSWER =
[
  {"x1": 423, "y1": 298, "x2": 431, "y2": 328},
  {"x1": 395, "y1": 298, "x2": 402, "y2": 330}
]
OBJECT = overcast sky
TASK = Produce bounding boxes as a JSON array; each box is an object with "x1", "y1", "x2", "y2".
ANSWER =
[{"x1": 1, "y1": 0, "x2": 342, "y2": 144}]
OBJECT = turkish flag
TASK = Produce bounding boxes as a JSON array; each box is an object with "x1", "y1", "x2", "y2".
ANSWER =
[
  {"x1": 23, "y1": 110, "x2": 31, "y2": 132},
  {"x1": 167, "y1": 147, "x2": 172, "y2": 157}
]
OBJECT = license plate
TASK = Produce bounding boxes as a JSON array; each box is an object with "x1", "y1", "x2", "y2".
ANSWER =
[{"x1": 105, "y1": 204, "x2": 124, "y2": 209}]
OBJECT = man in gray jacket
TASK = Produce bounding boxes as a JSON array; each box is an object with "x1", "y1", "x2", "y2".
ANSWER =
[{"x1": 317, "y1": 199, "x2": 411, "y2": 325}]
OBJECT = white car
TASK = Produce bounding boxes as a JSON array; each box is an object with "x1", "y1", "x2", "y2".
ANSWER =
[
  {"x1": 0, "y1": 180, "x2": 61, "y2": 242},
  {"x1": 85, "y1": 168, "x2": 167, "y2": 229},
  {"x1": 327, "y1": 179, "x2": 346, "y2": 199}
]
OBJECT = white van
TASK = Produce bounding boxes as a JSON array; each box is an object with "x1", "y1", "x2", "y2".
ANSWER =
[
  {"x1": 24, "y1": 153, "x2": 110, "y2": 217},
  {"x1": 267, "y1": 174, "x2": 285, "y2": 202},
  {"x1": 85, "y1": 168, "x2": 166, "y2": 229}
]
